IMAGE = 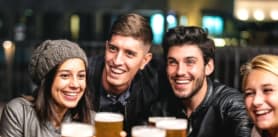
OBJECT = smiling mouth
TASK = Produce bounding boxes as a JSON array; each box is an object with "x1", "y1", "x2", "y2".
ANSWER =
[
  {"x1": 255, "y1": 109, "x2": 272, "y2": 116},
  {"x1": 111, "y1": 67, "x2": 125, "y2": 74},
  {"x1": 174, "y1": 79, "x2": 190, "y2": 84},
  {"x1": 63, "y1": 92, "x2": 78, "y2": 96},
  {"x1": 62, "y1": 92, "x2": 79, "y2": 100}
]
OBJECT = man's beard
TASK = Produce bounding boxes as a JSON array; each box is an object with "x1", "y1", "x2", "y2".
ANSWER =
[{"x1": 179, "y1": 74, "x2": 205, "y2": 100}]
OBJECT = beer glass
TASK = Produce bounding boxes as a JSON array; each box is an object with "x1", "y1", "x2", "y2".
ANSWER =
[
  {"x1": 61, "y1": 122, "x2": 94, "y2": 137},
  {"x1": 156, "y1": 119, "x2": 187, "y2": 137},
  {"x1": 132, "y1": 125, "x2": 166, "y2": 137},
  {"x1": 95, "y1": 112, "x2": 123, "y2": 137},
  {"x1": 148, "y1": 117, "x2": 176, "y2": 126}
]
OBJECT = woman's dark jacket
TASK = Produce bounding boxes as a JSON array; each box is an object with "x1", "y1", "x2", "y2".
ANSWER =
[
  {"x1": 151, "y1": 78, "x2": 252, "y2": 137},
  {"x1": 88, "y1": 55, "x2": 159, "y2": 134}
]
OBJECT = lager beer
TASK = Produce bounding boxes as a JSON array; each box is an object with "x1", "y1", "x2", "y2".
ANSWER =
[
  {"x1": 148, "y1": 117, "x2": 176, "y2": 126},
  {"x1": 61, "y1": 122, "x2": 94, "y2": 137},
  {"x1": 95, "y1": 112, "x2": 123, "y2": 137},
  {"x1": 156, "y1": 119, "x2": 187, "y2": 137},
  {"x1": 132, "y1": 126, "x2": 166, "y2": 137}
]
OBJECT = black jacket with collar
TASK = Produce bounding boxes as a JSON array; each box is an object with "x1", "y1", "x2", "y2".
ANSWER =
[
  {"x1": 88, "y1": 55, "x2": 159, "y2": 135},
  {"x1": 151, "y1": 78, "x2": 252, "y2": 137}
]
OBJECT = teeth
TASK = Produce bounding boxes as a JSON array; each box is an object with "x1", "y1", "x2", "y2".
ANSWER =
[
  {"x1": 255, "y1": 110, "x2": 270, "y2": 115},
  {"x1": 64, "y1": 92, "x2": 78, "y2": 96},
  {"x1": 111, "y1": 68, "x2": 124, "y2": 74},
  {"x1": 175, "y1": 80, "x2": 190, "y2": 84}
]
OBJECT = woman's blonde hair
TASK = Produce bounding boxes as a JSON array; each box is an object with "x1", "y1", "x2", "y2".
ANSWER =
[{"x1": 240, "y1": 54, "x2": 278, "y2": 90}]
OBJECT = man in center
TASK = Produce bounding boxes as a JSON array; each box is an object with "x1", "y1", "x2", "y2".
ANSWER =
[{"x1": 88, "y1": 13, "x2": 159, "y2": 135}]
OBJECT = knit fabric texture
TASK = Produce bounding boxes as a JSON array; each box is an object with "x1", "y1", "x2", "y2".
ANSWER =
[{"x1": 29, "y1": 40, "x2": 88, "y2": 85}]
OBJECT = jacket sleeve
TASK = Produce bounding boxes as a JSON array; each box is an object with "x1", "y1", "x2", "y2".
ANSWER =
[
  {"x1": 217, "y1": 90, "x2": 252, "y2": 137},
  {"x1": 0, "y1": 99, "x2": 24, "y2": 137}
]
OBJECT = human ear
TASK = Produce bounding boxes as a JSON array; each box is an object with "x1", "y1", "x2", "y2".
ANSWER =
[{"x1": 205, "y1": 59, "x2": 214, "y2": 76}]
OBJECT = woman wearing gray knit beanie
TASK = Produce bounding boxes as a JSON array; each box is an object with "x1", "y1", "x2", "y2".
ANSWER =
[{"x1": 0, "y1": 40, "x2": 94, "y2": 137}]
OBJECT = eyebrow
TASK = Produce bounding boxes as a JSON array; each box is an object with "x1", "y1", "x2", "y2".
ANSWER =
[
  {"x1": 57, "y1": 69, "x2": 86, "y2": 73},
  {"x1": 244, "y1": 83, "x2": 273, "y2": 91},
  {"x1": 167, "y1": 56, "x2": 197, "y2": 60},
  {"x1": 107, "y1": 42, "x2": 115, "y2": 47},
  {"x1": 262, "y1": 83, "x2": 273, "y2": 87}
]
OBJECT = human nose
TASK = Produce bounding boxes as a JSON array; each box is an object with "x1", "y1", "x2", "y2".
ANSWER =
[
  {"x1": 252, "y1": 92, "x2": 264, "y2": 107},
  {"x1": 113, "y1": 52, "x2": 124, "y2": 65},
  {"x1": 69, "y1": 76, "x2": 80, "y2": 88},
  {"x1": 176, "y1": 63, "x2": 186, "y2": 76}
]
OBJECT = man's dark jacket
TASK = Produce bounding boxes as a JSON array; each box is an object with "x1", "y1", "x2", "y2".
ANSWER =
[
  {"x1": 88, "y1": 55, "x2": 159, "y2": 134},
  {"x1": 151, "y1": 78, "x2": 252, "y2": 137}
]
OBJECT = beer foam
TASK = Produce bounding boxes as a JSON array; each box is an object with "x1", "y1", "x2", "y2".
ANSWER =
[
  {"x1": 156, "y1": 119, "x2": 187, "y2": 130},
  {"x1": 95, "y1": 112, "x2": 124, "y2": 122},
  {"x1": 132, "y1": 126, "x2": 166, "y2": 137},
  {"x1": 61, "y1": 122, "x2": 94, "y2": 136},
  {"x1": 148, "y1": 117, "x2": 176, "y2": 123}
]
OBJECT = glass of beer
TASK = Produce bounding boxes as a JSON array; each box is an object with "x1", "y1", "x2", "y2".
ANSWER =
[
  {"x1": 148, "y1": 117, "x2": 176, "y2": 126},
  {"x1": 61, "y1": 122, "x2": 94, "y2": 137},
  {"x1": 132, "y1": 125, "x2": 166, "y2": 137},
  {"x1": 156, "y1": 119, "x2": 187, "y2": 137},
  {"x1": 94, "y1": 112, "x2": 124, "y2": 137}
]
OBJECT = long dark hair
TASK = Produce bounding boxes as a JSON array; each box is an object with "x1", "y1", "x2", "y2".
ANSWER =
[{"x1": 33, "y1": 65, "x2": 92, "y2": 126}]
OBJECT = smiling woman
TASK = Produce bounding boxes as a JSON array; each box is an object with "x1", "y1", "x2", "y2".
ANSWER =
[
  {"x1": 0, "y1": 40, "x2": 94, "y2": 137},
  {"x1": 241, "y1": 54, "x2": 278, "y2": 137}
]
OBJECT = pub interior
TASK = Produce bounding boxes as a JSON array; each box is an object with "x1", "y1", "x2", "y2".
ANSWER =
[{"x1": 1, "y1": 0, "x2": 278, "y2": 124}]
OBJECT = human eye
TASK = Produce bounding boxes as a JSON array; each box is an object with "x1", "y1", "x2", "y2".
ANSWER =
[
  {"x1": 59, "y1": 73, "x2": 70, "y2": 79},
  {"x1": 244, "y1": 90, "x2": 255, "y2": 98},
  {"x1": 184, "y1": 58, "x2": 197, "y2": 66},
  {"x1": 263, "y1": 88, "x2": 274, "y2": 94},
  {"x1": 185, "y1": 58, "x2": 196, "y2": 65},
  {"x1": 107, "y1": 44, "x2": 118, "y2": 53},
  {"x1": 167, "y1": 59, "x2": 177, "y2": 66},
  {"x1": 126, "y1": 50, "x2": 136, "y2": 58},
  {"x1": 78, "y1": 72, "x2": 86, "y2": 80}
]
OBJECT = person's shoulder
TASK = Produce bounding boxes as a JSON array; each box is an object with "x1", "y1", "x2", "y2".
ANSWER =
[
  {"x1": 4, "y1": 97, "x2": 33, "y2": 113},
  {"x1": 6, "y1": 97, "x2": 32, "y2": 107},
  {"x1": 141, "y1": 64, "x2": 159, "y2": 79},
  {"x1": 212, "y1": 80, "x2": 242, "y2": 95},
  {"x1": 211, "y1": 81, "x2": 245, "y2": 109}
]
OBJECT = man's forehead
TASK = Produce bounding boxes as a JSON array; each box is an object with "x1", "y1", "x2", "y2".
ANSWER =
[{"x1": 168, "y1": 45, "x2": 203, "y2": 58}]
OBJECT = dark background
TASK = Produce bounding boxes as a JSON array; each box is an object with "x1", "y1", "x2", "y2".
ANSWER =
[{"x1": 0, "y1": 0, "x2": 278, "y2": 102}]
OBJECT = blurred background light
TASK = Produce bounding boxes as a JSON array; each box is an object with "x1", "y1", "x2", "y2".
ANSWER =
[
  {"x1": 3, "y1": 40, "x2": 13, "y2": 49},
  {"x1": 179, "y1": 16, "x2": 188, "y2": 26},
  {"x1": 236, "y1": 9, "x2": 249, "y2": 21},
  {"x1": 150, "y1": 13, "x2": 165, "y2": 45},
  {"x1": 234, "y1": 0, "x2": 278, "y2": 21},
  {"x1": 270, "y1": 10, "x2": 278, "y2": 20},
  {"x1": 166, "y1": 14, "x2": 177, "y2": 29},
  {"x1": 3, "y1": 40, "x2": 15, "y2": 63},
  {"x1": 253, "y1": 9, "x2": 265, "y2": 21},
  {"x1": 202, "y1": 16, "x2": 224, "y2": 36},
  {"x1": 213, "y1": 38, "x2": 226, "y2": 47},
  {"x1": 70, "y1": 14, "x2": 80, "y2": 41}
]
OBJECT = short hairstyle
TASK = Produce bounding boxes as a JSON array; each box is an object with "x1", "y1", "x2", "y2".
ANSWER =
[
  {"x1": 162, "y1": 26, "x2": 215, "y2": 65},
  {"x1": 108, "y1": 13, "x2": 153, "y2": 47},
  {"x1": 240, "y1": 54, "x2": 278, "y2": 90}
]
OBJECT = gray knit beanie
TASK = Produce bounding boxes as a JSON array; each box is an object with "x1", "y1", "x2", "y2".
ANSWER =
[{"x1": 29, "y1": 40, "x2": 88, "y2": 85}]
